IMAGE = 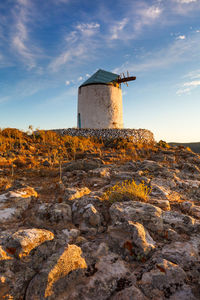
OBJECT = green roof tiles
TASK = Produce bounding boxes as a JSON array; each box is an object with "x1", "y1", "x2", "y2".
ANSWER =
[{"x1": 80, "y1": 69, "x2": 119, "y2": 87}]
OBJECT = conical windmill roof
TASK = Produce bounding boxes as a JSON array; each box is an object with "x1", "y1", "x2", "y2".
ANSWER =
[{"x1": 80, "y1": 69, "x2": 119, "y2": 87}]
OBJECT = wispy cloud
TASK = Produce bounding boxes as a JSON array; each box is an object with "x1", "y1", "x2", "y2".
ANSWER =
[
  {"x1": 177, "y1": 70, "x2": 200, "y2": 94},
  {"x1": 11, "y1": 0, "x2": 42, "y2": 69},
  {"x1": 184, "y1": 69, "x2": 200, "y2": 79},
  {"x1": 49, "y1": 22, "x2": 100, "y2": 72},
  {"x1": 171, "y1": 0, "x2": 200, "y2": 15},
  {"x1": 110, "y1": 18, "x2": 129, "y2": 40},
  {"x1": 114, "y1": 31, "x2": 200, "y2": 74},
  {"x1": 108, "y1": 3, "x2": 162, "y2": 41}
]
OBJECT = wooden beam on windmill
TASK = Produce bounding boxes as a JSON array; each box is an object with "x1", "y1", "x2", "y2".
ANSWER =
[{"x1": 115, "y1": 75, "x2": 136, "y2": 84}]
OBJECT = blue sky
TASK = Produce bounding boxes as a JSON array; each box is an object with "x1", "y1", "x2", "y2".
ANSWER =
[{"x1": 0, "y1": 0, "x2": 200, "y2": 142}]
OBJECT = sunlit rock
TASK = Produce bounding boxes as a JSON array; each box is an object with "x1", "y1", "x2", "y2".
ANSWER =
[{"x1": 6, "y1": 228, "x2": 54, "y2": 258}]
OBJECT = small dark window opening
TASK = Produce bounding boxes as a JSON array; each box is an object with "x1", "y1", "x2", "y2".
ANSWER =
[{"x1": 78, "y1": 113, "x2": 81, "y2": 129}]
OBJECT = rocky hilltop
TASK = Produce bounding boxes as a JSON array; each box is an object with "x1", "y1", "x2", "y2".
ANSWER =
[{"x1": 0, "y1": 129, "x2": 200, "y2": 299}]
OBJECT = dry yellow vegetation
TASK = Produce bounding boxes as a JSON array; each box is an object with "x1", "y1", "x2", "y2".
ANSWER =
[{"x1": 102, "y1": 179, "x2": 151, "y2": 203}]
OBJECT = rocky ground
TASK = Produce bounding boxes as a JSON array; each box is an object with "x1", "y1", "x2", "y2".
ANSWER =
[{"x1": 0, "y1": 141, "x2": 200, "y2": 299}]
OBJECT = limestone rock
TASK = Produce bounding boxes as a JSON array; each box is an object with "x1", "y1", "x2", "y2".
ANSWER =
[
  {"x1": 141, "y1": 259, "x2": 187, "y2": 298},
  {"x1": 149, "y1": 198, "x2": 170, "y2": 211},
  {"x1": 65, "y1": 187, "x2": 91, "y2": 201},
  {"x1": 161, "y1": 237, "x2": 200, "y2": 268},
  {"x1": 33, "y1": 203, "x2": 72, "y2": 227},
  {"x1": 6, "y1": 228, "x2": 54, "y2": 259},
  {"x1": 88, "y1": 167, "x2": 111, "y2": 178},
  {"x1": 82, "y1": 204, "x2": 101, "y2": 227},
  {"x1": 110, "y1": 201, "x2": 163, "y2": 233},
  {"x1": 25, "y1": 244, "x2": 87, "y2": 300},
  {"x1": 108, "y1": 221, "x2": 156, "y2": 258},
  {"x1": 69, "y1": 253, "x2": 132, "y2": 300},
  {"x1": 163, "y1": 211, "x2": 196, "y2": 233},
  {"x1": 0, "y1": 186, "x2": 37, "y2": 223}
]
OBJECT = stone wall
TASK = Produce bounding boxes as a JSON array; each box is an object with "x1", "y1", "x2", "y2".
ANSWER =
[{"x1": 52, "y1": 128, "x2": 155, "y2": 144}]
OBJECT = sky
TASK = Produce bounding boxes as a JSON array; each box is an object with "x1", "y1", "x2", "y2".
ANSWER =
[{"x1": 0, "y1": 0, "x2": 200, "y2": 142}]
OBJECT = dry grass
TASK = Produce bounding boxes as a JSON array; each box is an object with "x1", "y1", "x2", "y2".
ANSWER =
[
  {"x1": 0, "y1": 177, "x2": 13, "y2": 192},
  {"x1": 101, "y1": 179, "x2": 151, "y2": 203}
]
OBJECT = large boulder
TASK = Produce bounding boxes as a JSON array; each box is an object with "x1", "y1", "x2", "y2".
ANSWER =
[
  {"x1": 108, "y1": 221, "x2": 156, "y2": 258},
  {"x1": 68, "y1": 253, "x2": 134, "y2": 300},
  {"x1": 25, "y1": 244, "x2": 87, "y2": 299}
]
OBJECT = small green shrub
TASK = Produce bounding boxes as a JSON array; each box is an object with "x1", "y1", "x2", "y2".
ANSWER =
[{"x1": 101, "y1": 180, "x2": 151, "y2": 203}]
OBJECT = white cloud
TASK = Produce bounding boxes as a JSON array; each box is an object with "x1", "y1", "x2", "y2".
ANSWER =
[
  {"x1": 76, "y1": 23, "x2": 100, "y2": 37},
  {"x1": 65, "y1": 80, "x2": 70, "y2": 85},
  {"x1": 139, "y1": 6, "x2": 162, "y2": 19},
  {"x1": 78, "y1": 76, "x2": 83, "y2": 81},
  {"x1": 183, "y1": 80, "x2": 200, "y2": 87},
  {"x1": 134, "y1": 5, "x2": 162, "y2": 31},
  {"x1": 176, "y1": 87, "x2": 191, "y2": 95},
  {"x1": 175, "y1": 0, "x2": 197, "y2": 3},
  {"x1": 177, "y1": 35, "x2": 186, "y2": 39},
  {"x1": 110, "y1": 18, "x2": 128, "y2": 40}
]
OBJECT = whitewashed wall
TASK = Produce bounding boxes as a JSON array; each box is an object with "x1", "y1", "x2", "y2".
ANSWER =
[{"x1": 77, "y1": 84, "x2": 123, "y2": 129}]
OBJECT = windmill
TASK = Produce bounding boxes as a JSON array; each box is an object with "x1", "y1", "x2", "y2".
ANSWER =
[{"x1": 77, "y1": 69, "x2": 136, "y2": 129}]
